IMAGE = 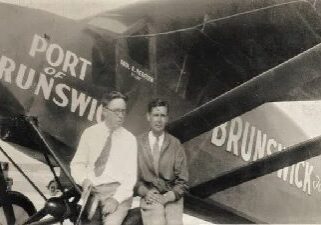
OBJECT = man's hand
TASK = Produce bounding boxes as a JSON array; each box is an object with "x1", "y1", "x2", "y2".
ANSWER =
[
  {"x1": 162, "y1": 191, "x2": 176, "y2": 204},
  {"x1": 145, "y1": 189, "x2": 165, "y2": 205},
  {"x1": 102, "y1": 198, "x2": 119, "y2": 215},
  {"x1": 81, "y1": 179, "x2": 92, "y2": 192}
]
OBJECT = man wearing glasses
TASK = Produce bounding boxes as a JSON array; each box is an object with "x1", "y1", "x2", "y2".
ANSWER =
[{"x1": 70, "y1": 91, "x2": 137, "y2": 225}]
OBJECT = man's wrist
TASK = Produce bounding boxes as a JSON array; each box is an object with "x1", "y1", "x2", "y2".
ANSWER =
[
  {"x1": 82, "y1": 178, "x2": 89, "y2": 184},
  {"x1": 81, "y1": 178, "x2": 92, "y2": 191},
  {"x1": 137, "y1": 185, "x2": 148, "y2": 197},
  {"x1": 163, "y1": 191, "x2": 176, "y2": 203},
  {"x1": 109, "y1": 197, "x2": 119, "y2": 205}
]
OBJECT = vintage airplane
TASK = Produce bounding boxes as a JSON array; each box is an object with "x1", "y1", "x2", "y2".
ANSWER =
[{"x1": 1, "y1": 0, "x2": 321, "y2": 224}]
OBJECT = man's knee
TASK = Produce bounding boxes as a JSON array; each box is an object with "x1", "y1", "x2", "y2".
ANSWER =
[
  {"x1": 141, "y1": 202, "x2": 166, "y2": 225},
  {"x1": 122, "y1": 208, "x2": 143, "y2": 225},
  {"x1": 103, "y1": 209, "x2": 130, "y2": 225},
  {"x1": 141, "y1": 206, "x2": 164, "y2": 218},
  {"x1": 140, "y1": 200, "x2": 165, "y2": 215},
  {"x1": 165, "y1": 199, "x2": 184, "y2": 225},
  {"x1": 102, "y1": 198, "x2": 132, "y2": 225}
]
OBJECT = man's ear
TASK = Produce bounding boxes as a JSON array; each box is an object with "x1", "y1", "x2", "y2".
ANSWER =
[
  {"x1": 165, "y1": 115, "x2": 169, "y2": 123},
  {"x1": 146, "y1": 112, "x2": 151, "y2": 122}
]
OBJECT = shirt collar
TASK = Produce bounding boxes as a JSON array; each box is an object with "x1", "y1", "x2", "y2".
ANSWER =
[
  {"x1": 148, "y1": 131, "x2": 165, "y2": 143},
  {"x1": 100, "y1": 122, "x2": 122, "y2": 134}
]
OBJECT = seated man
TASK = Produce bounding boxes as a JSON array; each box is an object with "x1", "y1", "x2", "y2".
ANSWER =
[
  {"x1": 136, "y1": 99, "x2": 189, "y2": 225},
  {"x1": 70, "y1": 91, "x2": 137, "y2": 225}
]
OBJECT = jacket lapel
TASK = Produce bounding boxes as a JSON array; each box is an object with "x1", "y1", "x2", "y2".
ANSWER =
[
  {"x1": 141, "y1": 132, "x2": 170, "y2": 176},
  {"x1": 159, "y1": 132, "x2": 170, "y2": 159},
  {"x1": 141, "y1": 133, "x2": 156, "y2": 173}
]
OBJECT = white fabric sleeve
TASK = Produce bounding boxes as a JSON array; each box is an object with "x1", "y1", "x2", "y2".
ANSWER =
[
  {"x1": 113, "y1": 137, "x2": 137, "y2": 203},
  {"x1": 70, "y1": 129, "x2": 90, "y2": 185}
]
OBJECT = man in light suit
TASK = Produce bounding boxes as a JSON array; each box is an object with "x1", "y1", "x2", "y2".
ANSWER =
[
  {"x1": 71, "y1": 91, "x2": 137, "y2": 225},
  {"x1": 136, "y1": 98, "x2": 188, "y2": 225}
]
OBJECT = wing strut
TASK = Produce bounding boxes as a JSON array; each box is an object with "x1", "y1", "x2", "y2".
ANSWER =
[
  {"x1": 0, "y1": 145, "x2": 47, "y2": 201},
  {"x1": 26, "y1": 117, "x2": 81, "y2": 195},
  {"x1": 190, "y1": 135, "x2": 321, "y2": 198}
]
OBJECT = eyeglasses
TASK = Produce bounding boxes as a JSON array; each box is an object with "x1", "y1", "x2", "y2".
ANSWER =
[{"x1": 103, "y1": 107, "x2": 127, "y2": 115}]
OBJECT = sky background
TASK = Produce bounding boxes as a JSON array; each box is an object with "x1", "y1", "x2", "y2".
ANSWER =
[{"x1": 0, "y1": 0, "x2": 144, "y2": 19}]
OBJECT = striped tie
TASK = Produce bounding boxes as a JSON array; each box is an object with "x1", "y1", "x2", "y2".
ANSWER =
[{"x1": 94, "y1": 131, "x2": 113, "y2": 176}]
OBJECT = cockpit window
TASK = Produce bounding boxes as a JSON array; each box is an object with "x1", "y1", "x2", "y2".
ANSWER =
[
  {"x1": 89, "y1": 29, "x2": 116, "y2": 89},
  {"x1": 127, "y1": 27, "x2": 149, "y2": 67}
]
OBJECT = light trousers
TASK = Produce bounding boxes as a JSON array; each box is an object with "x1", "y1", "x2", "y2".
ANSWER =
[
  {"x1": 84, "y1": 183, "x2": 132, "y2": 225},
  {"x1": 140, "y1": 198, "x2": 183, "y2": 225}
]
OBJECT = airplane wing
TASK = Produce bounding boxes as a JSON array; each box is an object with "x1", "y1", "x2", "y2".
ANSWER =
[
  {"x1": 163, "y1": 40, "x2": 321, "y2": 223},
  {"x1": 167, "y1": 41, "x2": 321, "y2": 142}
]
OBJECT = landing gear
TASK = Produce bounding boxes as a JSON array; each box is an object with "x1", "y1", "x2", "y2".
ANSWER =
[
  {"x1": 23, "y1": 187, "x2": 81, "y2": 225},
  {"x1": 47, "y1": 180, "x2": 59, "y2": 196},
  {"x1": 0, "y1": 191, "x2": 36, "y2": 225},
  {"x1": 0, "y1": 162, "x2": 36, "y2": 225}
]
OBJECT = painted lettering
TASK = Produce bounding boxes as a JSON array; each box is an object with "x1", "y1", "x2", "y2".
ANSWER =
[
  {"x1": 0, "y1": 55, "x2": 15, "y2": 83},
  {"x1": 227, "y1": 117, "x2": 242, "y2": 156}
]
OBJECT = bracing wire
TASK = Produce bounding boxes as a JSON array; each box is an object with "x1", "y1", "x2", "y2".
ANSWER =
[{"x1": 116, "y1": 1, "x2": 300, "y2": 39}]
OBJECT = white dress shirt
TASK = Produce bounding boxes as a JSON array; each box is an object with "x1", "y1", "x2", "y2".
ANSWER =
[
  {"x1": 70, "y1": 122, "x2": 137, "y2": 203},
  {"x1": 148, "y1": 131, "x2": 165, "y2": 152}
]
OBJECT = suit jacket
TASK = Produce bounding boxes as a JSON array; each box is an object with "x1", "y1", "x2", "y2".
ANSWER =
[{"x1": 135, "y1": 132, "x2": 189, "y2": 200}]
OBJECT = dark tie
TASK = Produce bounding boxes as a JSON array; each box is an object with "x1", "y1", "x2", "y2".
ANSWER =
[
  {"x1": 94, "y1": 131, "x2": 113, "y2": 176},
  {"x1": 152, "y1": 136, "x2": 160, "y2": 175}
]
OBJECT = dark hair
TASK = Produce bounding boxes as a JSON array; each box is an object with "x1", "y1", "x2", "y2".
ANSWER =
[
  {"x1": 147, "y1": 98, "x2": 169, "y2": 113},
  {"x1": 101, "y1": 91, "x2": 128, "y2": 107}
]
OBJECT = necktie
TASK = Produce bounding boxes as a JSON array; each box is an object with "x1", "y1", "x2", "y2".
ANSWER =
[
  {"x1": 94, "y1": 131, "x2": 113, "y2": 176},
  {"x1": 152, "y1": 136, "x2": 160, "y2": 175}
]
